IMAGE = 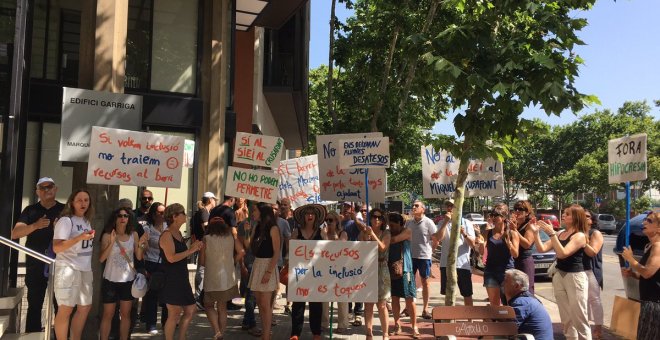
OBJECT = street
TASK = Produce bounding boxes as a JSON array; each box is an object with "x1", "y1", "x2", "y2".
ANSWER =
[{"x1": 534, "y1": 234, "x2": 624, "y2": 328}]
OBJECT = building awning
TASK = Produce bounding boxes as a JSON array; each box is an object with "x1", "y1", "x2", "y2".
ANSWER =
[{"x1": 236, "y1": 0, "x2": 307, "y2": 31}]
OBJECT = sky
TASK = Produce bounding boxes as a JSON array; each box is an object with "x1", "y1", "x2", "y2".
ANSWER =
[{"x1": 308, "y1": 0, "x2": 660, "y2": 134}]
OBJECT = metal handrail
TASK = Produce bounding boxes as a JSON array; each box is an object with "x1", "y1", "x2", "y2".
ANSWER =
[{"x1": 0, "y1": 235, "x2": 54, "y2": 340}]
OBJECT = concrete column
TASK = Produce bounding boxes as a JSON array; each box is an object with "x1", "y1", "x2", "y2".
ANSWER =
[{"x1": 200, "y1": 0, "x2": 231, "y2": 196}]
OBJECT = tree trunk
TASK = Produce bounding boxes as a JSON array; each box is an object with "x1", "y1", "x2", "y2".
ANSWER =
[
  {"x1": 396, "y1": 0, "x2": 440, "y2": 125},
  {"x1": 370, "y1": 24, "x2": 400, "y2": 132},
  {"x1": 327, "y1": 0, "x2": 338, "y2": 130}
]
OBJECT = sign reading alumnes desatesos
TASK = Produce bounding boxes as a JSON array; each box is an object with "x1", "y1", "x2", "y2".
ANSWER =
[
  {"x1": 87, "y1": 127, "x2": 185, "y2": 187},
  {"x1": 287, "y1": 240, "x2": 378, "y2": 303},
  {"x1": 608, "y1": 133, "x2": 647, "y2": 184},
  {"x1": 61, "y1": 87, "x2": 142, "y2": 162},
  {"x1": 338, "y1": 136, "x2": 390, "y2": 169}
]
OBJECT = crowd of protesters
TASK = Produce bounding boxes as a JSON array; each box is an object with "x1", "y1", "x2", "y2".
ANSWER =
[{"x1": 10, "y1": 177, "x2": 660, "y2": 340}]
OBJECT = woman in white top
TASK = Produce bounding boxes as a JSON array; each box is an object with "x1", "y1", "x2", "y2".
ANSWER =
[
  {"x1": 99, "y1": 208, "x2": 148, "y2": 340},
  {"x1": 200, "y1": 207, "x2": 245, "y2": 339},
  {"x1": 52, "y1": 189, "x2": 96, "y2": 340}
]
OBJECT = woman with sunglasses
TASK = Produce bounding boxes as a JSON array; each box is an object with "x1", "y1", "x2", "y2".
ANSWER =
[
  {"x1": 160, "y1": 203, "x2": 204, "y2": 340},
  {"x1": 320, "y1": 211, "x2": 350, "y2": 334},
  {"x1": 99, "y1": 208, "x2": 148, "y2": 340},
  {"x1": 52, "y1": 189, "x2": 96, "y2": 340},
  {"x1": 511, "y1": 200, "x2": 537, "y2": 294},
  {"x1": 582, "y1": 210, "x2": 604, "y2": 339},
  {"x1": 534, "y1": 204, "x2": 590, "y2": 339},
  {"x1": 621, "y1": 212, "x2": 660, "y2": 340},
  {"x1": 359, "y1": 207, "x2": 391, "y2": 340},
  {"x1": 387, "y1": 212, "x2": 419, "y2": 339},
  {"x1": 141, "y1": 202, "x2": 167, "y2": 333},
  {"x1": 477, "y1": 203, "x2": 519, "y2": 306}
]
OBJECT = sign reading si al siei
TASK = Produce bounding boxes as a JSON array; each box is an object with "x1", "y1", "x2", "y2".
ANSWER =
[
  {"x1": 316, "y1": 133, "x2": 387, "y2": 203},
  {"x1": 225, "y1": 166, "x2": 279, "y2": 204},
  {"x1": 608, "y1": 133, "x2": 648, "y2": 184},
  {"x1": 338, "y1": 137, "x2": 390, "y2": 169},
  {"x1": 277, "y1": 155, "x2": 332, "y2": 208},
  {"x1": 287, "y1": 240, "x2": 378, "y2": 303},
  {"x1": 421, "y1": 145, "x2": 504, "y2": 198},
  {"x1": 87, "y1": 127, "x2": 184, "y2": 187},
  {"x1": 233, "y1": 132, "x2": 284, "y2": 169}
]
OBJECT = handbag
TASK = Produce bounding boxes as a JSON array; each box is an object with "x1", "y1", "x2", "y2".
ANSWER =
[
  {"x1": 388, "y1": 244, "x2": 404, "y2": 280},
  {"x1": 547, "y1": 260, "x2": 558, "y2": 278},
  {"x1": 114, "y1": 238, "x2": 148, "y2": 298},
  {"x1": 279, "y1": 264, "x2": 289, "y2": 285}
]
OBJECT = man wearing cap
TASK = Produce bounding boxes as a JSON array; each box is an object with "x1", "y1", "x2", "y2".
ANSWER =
[
  {"x1": 435, "y1": 199, "x2": 476, "y2": 306},
  {"x1": 12, "y1": 177, "x2": 65, "y2": 332},
  {"x1": 406, "y1": 199, "x2": 437, "y2": 319}
]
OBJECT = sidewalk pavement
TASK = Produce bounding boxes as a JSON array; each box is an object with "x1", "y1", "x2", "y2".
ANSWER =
[{"x1": 130, "y1": 264, "x2": 624, "y2": 339}]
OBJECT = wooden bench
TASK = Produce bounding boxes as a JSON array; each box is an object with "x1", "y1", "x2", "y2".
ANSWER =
[{"x1": 432, "y1": 305, "x2": 534, "y2": 339}]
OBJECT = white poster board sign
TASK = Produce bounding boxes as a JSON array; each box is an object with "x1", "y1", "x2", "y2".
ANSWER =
[
  {"x1": 277, "y1": 155, "x2": 333, "y2": 208},
  {"x1": 225, "y1": 166, "x2": 279, "y2": 204},
  {"x1": 287, "y1": 240, "x2": 378, "y2": 303},
  {"x1": 608, "y1": 133, "x2": 648, "y2": 184},
  {"x1": 421, "y1": 145, "x2": 505, "y2": 198},
  {"x1": 233, "y1": 132, "x2": 284, "y2": 169},
  {"x1": 87, "y1": 127, "x2": 185, "y2": 187},
  {"x1": 61, "y1": 87, "x2": 142, "y2": 162},
  {"x1": 338, "y1": 137, "x2": 390, "y2": 169},
  {"x1": 316, "y1": 133, "x2": 387, "y2": 203}
]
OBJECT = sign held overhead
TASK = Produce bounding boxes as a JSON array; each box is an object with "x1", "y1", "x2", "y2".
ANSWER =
[
  {"x1": 608, "y1": 133, "x2": 647, "y2": 184},
  {"x1": 233, "y1": 132, "x2": 284, "y2": 169}
]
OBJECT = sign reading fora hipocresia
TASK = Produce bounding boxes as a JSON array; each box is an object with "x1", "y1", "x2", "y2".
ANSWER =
[
  {"x1": 86, "y1": 127, "x2": 184, "y2": 187},
  {"x1": 608, "y1": 133, "x2": 647, "y2": 184},
  {"x1": 60, "y1": 87, "x2": 142, "y2": 162}
]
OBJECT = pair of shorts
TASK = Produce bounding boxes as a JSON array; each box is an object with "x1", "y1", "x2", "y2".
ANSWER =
[
  {"x1": 54, "y1": 264, "x2": 93, "y2": 307},
  {"x1": 440, "y1": 267, "x2": 473, "y2": 297},
  {"x1": 101, "y1": 279, "x2": 134, "y2": 303},
  {"x1": 204, "y1": 285, "x2": 240, "y2": 306},
  {"x1": 412, "y1": 258, "x2": 432, "y2": 279},
  {"x1": 483, "y1": 270, "x2": 506, "y2": 288}
]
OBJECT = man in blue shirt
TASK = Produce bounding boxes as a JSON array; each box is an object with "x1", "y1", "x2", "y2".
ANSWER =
[{"x1": 504, "y1": 269, "x2": 553, "y2": 340}]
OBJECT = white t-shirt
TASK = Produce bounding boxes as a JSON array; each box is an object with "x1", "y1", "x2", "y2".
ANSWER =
[
  {"x1": 438, "y1": 218, "x2": 475, "y2": 270},
  {"x1": 407, "y1": 215, "x2": 437, "y2": 259},
  {"x1": 54, "y1": 216, "x2": 93, "y2": 271}
]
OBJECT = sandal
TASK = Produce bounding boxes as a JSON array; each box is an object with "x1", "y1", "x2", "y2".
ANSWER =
[
  {"x1": 352, "y1": 315, "x2": 363, "y2": 326},
  {"x1": 365, "y1": 329, "x2": 373, "y2": 340},
  {"x1": 247, "y1": 327, "x2": 262, "y2": 337},
  {"x1": 422, "y1": 310, "x2": 432, "y2": 319},
  {"x1": 389, "y1": 323, "x2": 401, "y2": 336},
  {"x1": 214, "y1": 331, "x2": 223, "y2": 340},
  {"x1": 413, "y1": 327, "x2": 421, "y2": 339}
]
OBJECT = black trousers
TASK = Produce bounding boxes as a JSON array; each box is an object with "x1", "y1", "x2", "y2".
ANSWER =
[
  {"x1": 25, "y1": 265, "x2": 56, "y2": 332},
  {"x1": 291, "y1": 301, "x2": 322, "y2": 336}
]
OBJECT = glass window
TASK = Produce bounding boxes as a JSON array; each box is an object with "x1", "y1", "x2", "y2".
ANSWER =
[
  {"x1": 126, "y1": 0, "x2": 198, "y2": 94},
  {"x1": 0, "y1": 0, "x2": 15, "y2": 118}
]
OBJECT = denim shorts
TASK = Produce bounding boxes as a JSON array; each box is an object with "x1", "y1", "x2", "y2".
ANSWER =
[{"x1": 483, "y1": 270, "x2": 506, "y2": 288}]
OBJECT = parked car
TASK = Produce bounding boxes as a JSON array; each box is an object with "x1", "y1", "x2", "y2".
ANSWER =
[
  {"x1": 463, "y1": 213, "x2": 485, "y2": 221},
  {"x1": 614, "y1": 211, "x2": 652, "y2": 300},
  {"x1": 532, "y1": 230, "x2": 556, "y2": 276},
  {"x1": 536, "y1": 213, "x2": 560, "y2": 230},
  {"x1": 596, "y1": 213, "x2": 617, "y2": 234}
]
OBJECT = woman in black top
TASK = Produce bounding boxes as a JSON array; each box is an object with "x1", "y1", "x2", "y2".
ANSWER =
[
  {"x1": 512, "y1": 200, "x2": 537, "y2": 295},
  {"x1": 534, "y1": 204, "x2": 590, "y2": 340},
  {"x1": 247, "y1": 203, "x2": 281, "y2": 340},
  {"x1": 622, "y1": 212, "x2": 660, "y2": 340}
]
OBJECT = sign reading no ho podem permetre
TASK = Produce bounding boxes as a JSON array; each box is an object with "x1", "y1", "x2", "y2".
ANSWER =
[
  {"x1": 287, "y1": 240, "x2": 378, "y2": 303},
  {"x1": 87, "y1": 127, "x2": 185, "y2": 187},
  {"x1": 233, "y1": 132, "x2": 284, "y2": 169},
  {"x1": 225, "y1": 166, "x2": 280, "y2": 204},
  {"x1": 338, "y1": 137, "x2": 390, "y2": 169},
  {"x1": 608, "y1": 133, "x2": 647, "y2": 184}
]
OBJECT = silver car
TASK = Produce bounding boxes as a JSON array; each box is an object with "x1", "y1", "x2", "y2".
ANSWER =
[{"x1": 596, "y1": 213, "x2": 617, "y2": 234}]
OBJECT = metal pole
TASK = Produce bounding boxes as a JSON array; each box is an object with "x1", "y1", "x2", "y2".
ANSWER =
[
  {"x1": 625, "y1": 182, "x2": 631, "y2": 248},
  {"x1": 364, "y1": 169, "x2": 369, "y2": 222},
  {"x1": 45, "y1": 262, "x2": 54, "y2": 340}
]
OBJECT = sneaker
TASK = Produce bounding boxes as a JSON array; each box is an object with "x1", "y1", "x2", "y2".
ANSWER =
[{"x1": 147, "y1": 324, "x2": 158, "y2": 335}]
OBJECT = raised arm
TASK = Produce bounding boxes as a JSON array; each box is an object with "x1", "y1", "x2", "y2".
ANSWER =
[
  {"x1": 622, "y1": 243, "x2": 660, "y2": 280},
  {"x1": 584, "y1": 229, "x2": 604, "y2": 258},
  {"x1": 391, "y1": 228, "x2": 412, "y2": 244}
]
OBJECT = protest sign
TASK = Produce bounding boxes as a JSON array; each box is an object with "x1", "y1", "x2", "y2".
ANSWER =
[
  {"x1": 61, "y1": 87, "x2": 142, "y2": 162},
  {"x1": 225, "y1": 166, "x2": 279, "y2": 204},
  {"x1": 421, "y1": 145, "x2": 504, "y2": 198},
  {"x1": 277, "y1": 155, "x2": 333, "y2": 208},
  {"x1": 338, "y1": 136, "x2": 390, "y2": 169},
  {"x1": 316, "y1": 133, "x2": 387, "y2": 203},
  {"x1": 287, "y1": 240, "x2": 378, "y2": 303},
  {"x1": 608, "y1": 133, "x2": 647, "y2": 184},
  {"x1": 233, "y1": 132, "x2": 284, "y2": 169},
  {"x1": 87, "y1": 127, "x2": 184, "y2": 187}
]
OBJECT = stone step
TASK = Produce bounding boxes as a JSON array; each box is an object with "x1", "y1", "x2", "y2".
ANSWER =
[{"x1": 1, "y1": 332, "x2": 44, "y2": 340}]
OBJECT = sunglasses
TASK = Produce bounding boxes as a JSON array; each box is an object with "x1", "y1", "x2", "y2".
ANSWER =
[
  {"x1": 117, "y1": 214, "x2": 130, "y2": 218},
  {"x1": 141, "y1": 196, "x2": 154, "y2": 201},
  {"x1": 371, "y1": 215, "x2": 384, "y2": 220},
  {"x1": 513, "y1": 207, "x2": 526, "y2": 212},
  {"x1": 645, "y1": 218, "x2": 655, "y2": 224},
  {"x1": 360, "y1": 209, "x2": 367, "y2": 212},
  {"x1": 325, "y1": 218, "x2": 335, "y2": 223},
  {"x1": 489, "y1": 212, "x2": 503, "y2": 218},
  {"x1": 38, "y1": 185, "x2": 54, "y2": 191},
  {"x1": 413, "y1": 204, "x2": 420, "y2": 208}
]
